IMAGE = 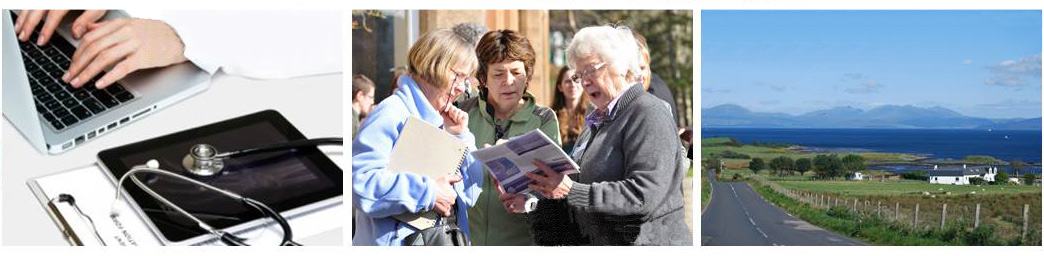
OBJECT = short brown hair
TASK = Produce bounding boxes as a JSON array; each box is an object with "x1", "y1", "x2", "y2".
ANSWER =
[
  {"x1": 352, "y1": 74, "x2": 375, "y2": 96},
  {"x1": 407, "y1": 29, "x2": 478, "y2": 90},
  {"x1": 475, "y1": 29, "x2": 536, "y2": 90}
]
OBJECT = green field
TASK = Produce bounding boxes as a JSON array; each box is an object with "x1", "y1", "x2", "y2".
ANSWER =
[{"x1": 777, "y1": 180, "x2": 1042, "y2": 196}]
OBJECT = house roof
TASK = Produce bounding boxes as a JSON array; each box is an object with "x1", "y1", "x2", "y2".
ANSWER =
[{"x1": 928, "y1": 166, "x2": 992, "y2": 177}]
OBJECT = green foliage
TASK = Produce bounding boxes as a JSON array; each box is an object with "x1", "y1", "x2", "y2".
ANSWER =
[
  {"x1": 965, "y1": 155, "x2": 1001, "y2": 164},
  {"x1": 996, "y1": 169, "x2": 1010, "y2": 185},
  {"x1": 749, "y1": 158, "x2": 765, "y2": 174},
  {"x1": 704, "y1": 156, "x2": 723, "y2": 172},
  {"x1": 719, "y1": 150, "x2": 751, "y2": 159},
  {"x1": 732, "y1": 173, "x2": 741, "y2": 181},
  {"x1": 969, "y1": 177, "x2": 986, "y2": 185},
  {"x1": 769, "y1": 156, "x2": 795, "y2": 176},
  {"x1": 842, "y1": 154, "x2": 866, "y2": 175},
  {"x1": 902, "y1": 170, "x2": 928, "y2": 181},
  {"x1": 813, "y1": 154, "x2": 845, "y2": 179},
  {"x1": 795, "y1": 158, "x2": 812, "y2": 176},
  {"x1": 1025, "y1": 173, "x2": 1038, "y2": 186}
]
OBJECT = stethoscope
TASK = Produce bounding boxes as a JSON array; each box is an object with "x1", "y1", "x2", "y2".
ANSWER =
[{"x1": 108, "y1": 137, "x2": 342, "y2": 246}]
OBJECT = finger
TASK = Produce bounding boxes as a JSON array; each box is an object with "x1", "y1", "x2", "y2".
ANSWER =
[
  {"x1": 19, "y1": 10, "x2": 47, "y2": 41},
  {"x1": 527, "y1": 184, "x2": 547, "y2": 196},
  {"x1": 524, "y1": 172, "x2": 548, "y2": 184},
  {"x1": 70, "y1": 40, "x2": 136, "y2": 88},
  {"x1": 72, "y1": 10, "x2": 107, "y2": 38},
  {"x1": 14, "y1": 10, "x2": 29, "y2": 35},
  {"x1": 493, "y1": 179, "x2": 507, "y2": 195},
  {"x1": 37, "y1": 10, "x2": 69, "y2": 45},
  {"x1": 72, "y1": 19, "x2": 127, "y2": 63},
  {"x1": 67, "y1": 24, "x2": 132, "y2": 82},
  {"x1": 435, "y1": 203, "x2": 449, "y2": 217},
  {"x1": 94, "y1": 60, "x2": 134, "y2": 89},
  {"x1": 446, "y1": 173, "x2": 463, "y2": 184}
]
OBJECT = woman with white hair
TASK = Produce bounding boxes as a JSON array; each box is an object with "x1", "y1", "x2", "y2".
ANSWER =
[{"x1": 501, "y1": 25, "x2": 692, "y2": 245}]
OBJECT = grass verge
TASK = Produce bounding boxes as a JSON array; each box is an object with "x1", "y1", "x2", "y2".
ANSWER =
[{"x1": 749, "y1": 179, "x2": 1037, "y2": 245}]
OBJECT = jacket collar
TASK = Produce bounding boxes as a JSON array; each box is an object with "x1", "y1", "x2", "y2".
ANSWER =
[
  {"x1": 604, "y1": 82, "x2": 645, "y2": 123},
  {"x1": 395, "y1": 75, "x2": 444, "y2": 128},
  {"x1": 478, "y1": 92, "x2": 538, "y2": 124}
]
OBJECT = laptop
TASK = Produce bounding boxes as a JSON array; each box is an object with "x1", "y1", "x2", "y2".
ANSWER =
[{"x1": 3, "y1": 10, "x2": 210, "y2": 154}]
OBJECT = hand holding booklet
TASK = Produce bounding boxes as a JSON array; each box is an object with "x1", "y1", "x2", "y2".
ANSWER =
[{"x1": 472, "y1": 130, "x2": 579, "y2": 194}]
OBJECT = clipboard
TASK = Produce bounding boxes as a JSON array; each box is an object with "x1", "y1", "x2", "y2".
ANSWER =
[{"x1": 388, "y1": 116, "x2": 467, "y2": 230}]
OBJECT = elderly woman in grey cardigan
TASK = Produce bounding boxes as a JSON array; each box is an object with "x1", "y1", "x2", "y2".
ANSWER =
[{"x1": 511, "y1": 25, "x2": 691, "y2": 245}]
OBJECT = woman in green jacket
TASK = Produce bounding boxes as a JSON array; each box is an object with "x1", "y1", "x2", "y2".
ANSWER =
[{"x1": 458, "y1": 29, "x2": 560, "y2": 246}]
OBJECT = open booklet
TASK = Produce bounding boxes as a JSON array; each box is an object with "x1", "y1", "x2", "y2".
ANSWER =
[{"x1": 472, "y1": 130, "x2": 579, "y2": 194}]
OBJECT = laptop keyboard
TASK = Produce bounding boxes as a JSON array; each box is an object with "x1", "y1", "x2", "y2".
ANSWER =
[{"x1": 13, "y1": 13, "x2": 136, "y2": 131}]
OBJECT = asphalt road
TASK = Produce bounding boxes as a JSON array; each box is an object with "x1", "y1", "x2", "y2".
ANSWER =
[{"x1": 701, "y1": 172, "x2": 866, "y2": 246}]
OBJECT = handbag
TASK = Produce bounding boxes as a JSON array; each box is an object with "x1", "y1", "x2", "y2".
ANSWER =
[{"x1": 402, "y1": 199, "x2": 470, "y2": 246}]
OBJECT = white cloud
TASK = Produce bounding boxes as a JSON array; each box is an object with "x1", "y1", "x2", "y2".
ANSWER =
[
  {"x1": 961, "y1": 59, "x2": 973, "y2": 65},
  {"x1": 985, "y1": 53, "x2": 1042, "y2": 88}
]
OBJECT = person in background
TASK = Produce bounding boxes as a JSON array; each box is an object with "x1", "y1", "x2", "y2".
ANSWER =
[
  {"x1": 457, "y1": 29, "x2": 561, "y2": 246},
  {"x1": 501, "y1": 25, "x2": 692, "y2": 245},
  {"x1": 632, "y1": 30, "x2": 681, "y2": 129},
  {"x1": 352, "y1": 74, "x2": 376, "y2": 138},
  {"x1": 452, "y1": 22, "x2": 488, "y2": 102},
  {"x1": 352, "y1": 29, "x2": 483, "y2": 246},
  {"x1": 551, "y1": 67, "x2": 590, "y2": 154}
]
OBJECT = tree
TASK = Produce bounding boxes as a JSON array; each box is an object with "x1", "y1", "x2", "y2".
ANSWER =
[
  {"x1": 969, "y1": 177, "x2": 986, "y2": 185},
  {"x1": 749, "y1": 158, "x2": 765, "y2": 175},
  {"x1": 813, "y1": 154, "x2": 844, "y2": 179},
  {"x1": 706, "y1": 156, "x2": 723, "y2": 173},
  {"x1": 795, "y1": 158, "x2": 812, "y2": 176},
  {"x1": 769, "y1": 156, "x2": 795, "y2": 176},
  {"x1": 995, "y1": 169, "x2": 1010, "y2": 185},
  {"x1": 902, "y1": 171, "x2": 928, "y2": 181},
  {"x1": 841, "y1": 154, "x2": 866, "y2": 177},
  {"x1": 1010, "y1": 160, "x2": 1026, "y2": 176},
  {"x1": 1024, "y1": 173, "x2": 1037, "y2": 186}
]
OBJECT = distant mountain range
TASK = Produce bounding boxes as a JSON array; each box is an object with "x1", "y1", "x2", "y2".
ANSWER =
[{"x1": 702, "y1": 104, "x2": 1042, "y2": 130}]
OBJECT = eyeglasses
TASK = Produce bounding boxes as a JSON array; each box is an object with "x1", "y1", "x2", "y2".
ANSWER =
[
  {"x1": 570, "y1": 62, "x2": 606, "y2": 84},
  {"x1": 451, "y1": 71, "x2": 471, "y2": 88}
]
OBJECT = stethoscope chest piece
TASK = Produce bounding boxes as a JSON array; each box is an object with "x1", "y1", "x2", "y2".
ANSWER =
[{"x1": 183, "y1": 144, "x2": 225, "y2": 177}]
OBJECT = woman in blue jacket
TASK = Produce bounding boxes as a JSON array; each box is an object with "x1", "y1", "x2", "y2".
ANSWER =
[{"x1": 352, "y1": 29, "x2": 483, "y2": 246}]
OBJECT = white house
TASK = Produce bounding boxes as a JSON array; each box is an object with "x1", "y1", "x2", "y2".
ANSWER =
[
  {"x1": 1007, "y1": 177, "x2": 1022, "y2": 185},
  {"x1": 848, "y1": 172, "x2": 864, "y2": 181},
  {"x1": 927, "y1": 165, "x2": 998, "y2": 185}
]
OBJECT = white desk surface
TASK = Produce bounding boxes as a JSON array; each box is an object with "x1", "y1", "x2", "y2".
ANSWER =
[{"x1": 2, "y1": 72, "x2": 345, "y2": 246}]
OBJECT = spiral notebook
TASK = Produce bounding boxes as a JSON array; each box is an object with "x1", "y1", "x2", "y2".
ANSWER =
[{"x1": 388, "y1": 116, "x2": 468, "y2": 229}]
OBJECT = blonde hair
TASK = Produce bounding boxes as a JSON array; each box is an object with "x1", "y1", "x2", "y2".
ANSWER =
[
  {"x1": 566, "y1": 25, "x2": 642, "y2": 84},
  {"x1": 407, "y1": 29, "x2": 479, "y2": 90}
]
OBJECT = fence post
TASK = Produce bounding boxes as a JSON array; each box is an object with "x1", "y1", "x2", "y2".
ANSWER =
[
  {"x1": 895, "y1": 203, "x2": 900, "y2": 221},
  {"x1": 854, "y1": 199, "x2": 859, "y2": 212},
  {"x1": 941, "y1": 203, "x2": 947, "y2": 229},
  {"x1": 974, "y1": 203, "x2": 980, "y2": 228},
  {"x1": 1023, "y1": 204, "x2": 1029, "y2": 240},
  {"x1": 914, "y1": 204, "x2": 920, "y2": 229},
  {"x1": 877, "y1": 201, "x2": 882, "y2": 216}
]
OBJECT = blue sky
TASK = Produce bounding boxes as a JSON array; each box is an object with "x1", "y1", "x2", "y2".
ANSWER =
[{"x1": 702, "y1": 10, "x2": 1042, "y2": 119}]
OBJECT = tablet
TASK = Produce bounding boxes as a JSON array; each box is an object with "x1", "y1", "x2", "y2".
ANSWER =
[{"x1": 97, "y1": 109, "x2": 342, "y2": 244}]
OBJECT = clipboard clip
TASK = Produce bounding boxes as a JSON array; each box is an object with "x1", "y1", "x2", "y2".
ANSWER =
[{"x1": 45, "y1": 194, "x2": 106, "y2": 246}]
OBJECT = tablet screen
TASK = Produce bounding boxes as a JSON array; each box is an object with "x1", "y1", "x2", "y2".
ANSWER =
[{"x1": 98, "y1": 110, "x2": 342, "y2": 243}]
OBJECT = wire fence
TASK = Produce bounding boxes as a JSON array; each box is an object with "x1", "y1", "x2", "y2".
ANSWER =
[{"x1": 751, "y1": 175, "x2": 1042, "y2": 245}]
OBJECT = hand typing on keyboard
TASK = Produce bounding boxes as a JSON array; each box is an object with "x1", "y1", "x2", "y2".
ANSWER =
[
  {"x1": 61, "y1": 18, "x2": 189, "y2": 89},
  {"x1": 15, "y1": 10, "x2": 190, "y2": 90},
  {"x1": 14, "y1": 10, "x2": 107, "y2": 46}
]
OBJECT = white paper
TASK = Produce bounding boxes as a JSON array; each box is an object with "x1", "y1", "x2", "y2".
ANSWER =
[
  {"x1": 28, "y1": 163, "x2": 344, "y2": 246},
  {"x1": 471, "y1": 130, "x2": 579, "y2": 194}
]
